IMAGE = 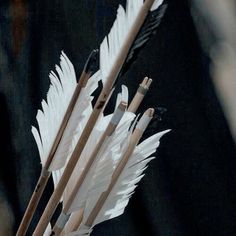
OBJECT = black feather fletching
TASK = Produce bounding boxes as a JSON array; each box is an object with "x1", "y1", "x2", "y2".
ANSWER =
[{"x1": 119, "y1": 3, "x2": 167, "y2": 78}]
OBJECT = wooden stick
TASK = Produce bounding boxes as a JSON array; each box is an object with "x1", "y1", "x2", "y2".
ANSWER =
[
  {"x1": 54, "y1": 209, "x2": 83, "y2": 236},
  {"x1": 128, "y1": 77, "x2": 152, "y2": 113},
  {"x1": 51, "y1": 102, "x2": 127, "y2": 235},
  {"x1": 64, "y1": 209, "x2": 84, "y2": 234},
  {"x1": 85, "y1": 108, "x2": 154, "y2": 226},
  {"x1": 16, "y1": 50, "x2": 97, "y2": 236},
  {"x1": 33, "y1": 1, "x2": 155, "y2": 234}
]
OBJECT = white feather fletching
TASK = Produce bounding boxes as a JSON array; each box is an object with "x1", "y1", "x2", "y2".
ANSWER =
[
  {"x1": 69, "y1": 129, "x2": 170, "y2": 235},
  {"x1": 52, "y1": 111, "x2": 111, "y2": 202},
  {"x1": 31, "y1": 52, "x2": 101, "y2": 172},
  {"x1": 62, "y1": 116, "x2": 109, "y2": 208},
  {"x1": 32, "y1": 51, "x2": 77, "y2": 167},
  {"x1": 67, "y1": 112, "x2": 135, "y2": 214},
  {"x1": 100, "y1": 0, "x2": 163, "y2": 84},
  {"x1": 49, "y1": 70, "x2": 101, "y2": 171}
]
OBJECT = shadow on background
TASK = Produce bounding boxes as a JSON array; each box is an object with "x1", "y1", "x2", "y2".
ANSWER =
[{"x1": 0, "y1": 93, "x2": 20, "y2": 232}]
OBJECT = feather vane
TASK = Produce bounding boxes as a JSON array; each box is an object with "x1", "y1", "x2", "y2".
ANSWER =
[
  {"x1": 32, "y1": 53, "x2": 101, "y2": 171},
  {"x1": 100, "y1": 0, "x2": 166, "y2": 83},
  {"x1": 68, "y1": 129, "x2": 170, "y2": 235}
]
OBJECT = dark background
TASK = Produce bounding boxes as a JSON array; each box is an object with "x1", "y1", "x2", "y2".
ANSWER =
[{"x1": 0, "y1": 0, "x2": 236, "y2": 235}]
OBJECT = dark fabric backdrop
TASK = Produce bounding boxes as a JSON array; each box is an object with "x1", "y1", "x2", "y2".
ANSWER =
[{"x1": 0, "y1": 0, "x2": 236, "y2": 235}]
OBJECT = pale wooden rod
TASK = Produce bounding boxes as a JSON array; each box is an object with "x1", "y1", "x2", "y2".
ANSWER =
[{"x1": 128, "y1": 77, "x2": 152, "y2": 113}]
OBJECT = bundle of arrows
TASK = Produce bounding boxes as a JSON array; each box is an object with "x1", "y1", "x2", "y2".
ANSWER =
[{"x1": 16, "y1": 0, "x2": 169, "y2": 235}]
